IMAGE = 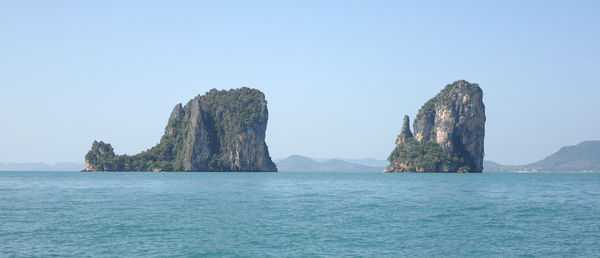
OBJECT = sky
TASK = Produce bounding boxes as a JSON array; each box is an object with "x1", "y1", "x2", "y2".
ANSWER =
[{"x1": 0, "y1": 1, "x2": 599, "y2": 165}]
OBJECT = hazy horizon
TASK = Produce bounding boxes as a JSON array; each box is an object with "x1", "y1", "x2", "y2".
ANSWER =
[
  {"x1": 0, "y1": 141, "x2": 593, "y2": 167},
  {"x1": 1, "y1": 1, "x2": 598, "y2": 165}
]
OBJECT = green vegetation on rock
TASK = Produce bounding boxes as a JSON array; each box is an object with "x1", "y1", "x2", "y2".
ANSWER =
[
  {"x1": 387, "y1": 139, "x2": 464, "y2": 172},
  {"x1": 201, "y1": 88, "x2": 265, "y2": 134}
]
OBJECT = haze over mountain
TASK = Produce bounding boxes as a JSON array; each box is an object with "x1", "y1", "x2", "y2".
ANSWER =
[
  {"x1": 335, "y1": 158, "x2": 388, "y2": 168},
  {"x1": 279, "y1": 140, "x2": 600, "y2": 173},
  {"x1": 484, "y1": 141, "x2": 600, "y2": 172},
  {"x1": 0, "y1": 162, "x2": 84, "y2": 171},
  {"x1": 4, "y1": 140, "x2": 599, "y2": 173},
  {"x1": 276, "y1": 155, "x2": 384, "y2": 172}
]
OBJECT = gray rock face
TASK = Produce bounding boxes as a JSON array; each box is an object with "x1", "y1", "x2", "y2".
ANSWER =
[
  {"x1": 415, "y1": 80, "x2": 486, "y2": 171},
  {"x1": 395, "y1": 115, "x2": 413, "y2": 146},
  {"x1": 166, "y1": 103, "x2": 184, "y2": 137},
  {"x1": 179, "y1": 91, "x2": 276, "y2": 171},
  {"x1": 385, "y1": 80, "x2": 486, "y2": 172},
  {"x1": 181, "y1": 97, "x2": 213, "y2": 171},
  {"x1": 83, "y1": 87, "x2": 277, "y2": 172}
]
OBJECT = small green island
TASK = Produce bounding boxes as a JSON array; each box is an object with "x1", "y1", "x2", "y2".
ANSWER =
[{"x1": 83, "y1": 88, "x2": 277, "y2": 172}]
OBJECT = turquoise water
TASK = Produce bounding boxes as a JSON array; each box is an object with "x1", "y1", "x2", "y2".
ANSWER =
[{"x1": 1, "y1": 172, "x2": 599, "y2": 257}]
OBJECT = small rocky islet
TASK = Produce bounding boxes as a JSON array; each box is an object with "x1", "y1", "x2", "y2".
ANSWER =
[
  {"x1": 385, "y1": 80, "x2": 486, "y2": 172},
  {"x1": 83, "y1": 87, "x2": 277, "y2": 172}
]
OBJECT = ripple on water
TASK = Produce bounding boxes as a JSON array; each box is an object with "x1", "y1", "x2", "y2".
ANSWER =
[{"x1": 0, "y1": 171, "x2": 599, "y2": 256}]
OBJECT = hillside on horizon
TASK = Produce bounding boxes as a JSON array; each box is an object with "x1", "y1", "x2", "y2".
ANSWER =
[
  {"x1": 484, "y1": 140, "x2": 600, "y2": 172},
  {"x1": 276, "y1": 155, "x2": 384, "y2": 172}
]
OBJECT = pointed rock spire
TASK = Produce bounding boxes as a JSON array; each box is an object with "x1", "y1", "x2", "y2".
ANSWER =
[{"x1": 395, "y1": 115, "x2": 413, "y2": 146}]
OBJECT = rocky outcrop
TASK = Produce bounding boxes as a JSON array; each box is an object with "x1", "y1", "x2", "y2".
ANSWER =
[
  {"x1": 395, "y1": 115, "x2": 413, "y2": 146},
  {"x1": 385, "y1": 80, "x2": 485, "y2": 172},
  {"x1": 83, "y1": 87, "x2": 277, "y2": 172},
  {"x1": 84, "y1": 141, "x2": 116, "y2": 171}
]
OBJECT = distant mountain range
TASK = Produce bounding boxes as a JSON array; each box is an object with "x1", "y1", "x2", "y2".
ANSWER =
[
  {"x1": 484, "y1": 141, "x2": 600, "y2": 172},
  {"x1": 0, "y1": 162, "x2": 84, "y2": 171},
  {"x1": 280, "y1": 141, "x2": 600, "y2": 173},
  {"x1": 3, "y1": 141, "x2": 598, "y2": 172},
  {"x1": 276, "y1": 155, "x2": 385, "y2": 172},
  {"x1": 315, "y1": 158, "x2": 388, "y2": 168}
]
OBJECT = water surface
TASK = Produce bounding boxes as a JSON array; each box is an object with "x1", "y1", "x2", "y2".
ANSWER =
[{"x1": 1, "y1": 172, "x2": 599, "y2": 256}]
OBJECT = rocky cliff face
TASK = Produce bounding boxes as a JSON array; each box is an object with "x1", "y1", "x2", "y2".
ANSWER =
[
  {"x1": 83, "y1": 87, "x2": 277, "y2": 172},
  {"x1": 385, "y1": 80, "x2": 485, "y2": 172},
  {"x1": 395, "y1": 115, "x2": 413, "y2": 146}
]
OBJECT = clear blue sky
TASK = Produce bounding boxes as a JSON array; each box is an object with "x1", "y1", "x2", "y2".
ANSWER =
[{"x1": 1, "y1": 1, "x2": 598, "y2": 165}]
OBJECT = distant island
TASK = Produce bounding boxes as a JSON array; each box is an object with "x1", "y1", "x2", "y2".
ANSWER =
[
  {"x1": 83, "y1": 88, "x2": 277, "y2": 172},
  {"x1": 0, "y1": 162, "x2": 84, "y2": 171},
  {"x1": 485, "y1": 140, "x2": 600, "y2": 172},
  {"x1": 276, "y1": 155, "x2": 385, "y2": 172},
  {"x1": 385, "y1": 80, "x2": 486, "y2": 172}
]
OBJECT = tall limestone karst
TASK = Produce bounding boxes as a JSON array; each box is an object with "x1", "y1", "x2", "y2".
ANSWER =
[
  {"x1": 83, "y1": 87, "x2": 277, "y2": 172},
  {"x1": 385, "y1": 80, "x2": 485, "y2": 172}
]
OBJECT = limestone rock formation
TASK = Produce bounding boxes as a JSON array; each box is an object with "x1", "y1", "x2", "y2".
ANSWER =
[
  {"x1": 83, "y1": 87, "x2": 277, "y2": 172},
  {"x1": 395, "y1": 115, "x2": 413, "y2": 146},
  {"x1": 385, "y1": 80, "x2": 485, "y2": 172}
]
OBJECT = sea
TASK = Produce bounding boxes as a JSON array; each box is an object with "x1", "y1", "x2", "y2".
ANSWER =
[{"x1": 1, "y1": 171, "x2": 599, "y2": 257}]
